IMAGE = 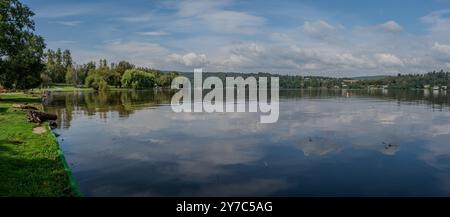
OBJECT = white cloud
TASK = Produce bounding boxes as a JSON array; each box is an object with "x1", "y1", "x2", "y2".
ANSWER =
[
  {"x1": 52, "y1": 21, "x2": 82, "y2": 27},
  {"x1": 45, "y1": 1, "x2": 450, "y2": 76},
  {"x1": 139, "y1": 31, "x2": 169, "y2": 36},
  {"x1": 167, "y1": 52, "x2": 209, "y2": 68},
  {"x1": 374, "y1": 53, "x2": 404, "y2": 66},
  {"x1": 379, "y1": 21, "x2": 403, "y2": 33},
  {"x1": 35, "y1": 4, "x2": 97, "y2": 18},
  {"x1": 201, "y1": 11, "x2": 265, "y2": 34},
  {"x1": 48, "y1": 40, "x2": 77, "y2": 45},
  {"x1": 433, "y1": 42, "x2": 450, "y2": 57},
  {"x1": 303, "y1": 20, "x2": 337, "y2": 37},
  {"x1": 214, "y1": 42, "x2": 376, "y2": 75},
  {"x1": 103, "y1": 41, "x2": 170, "y2": 67},
  {"x1": 421, "y1": 9, "x2": 450, "y2": 42},
  {"x1": 421, "y1": 9, "x2": 450, "y2": 29},
  {"x1": 119, "y1": 14, "x2": 153, "y2": 22},
  {"x1": 174, "y1": 0, "x2": 265, "y2": 34},
  {"x1": 176, "y1": 0, "x2": 228, "y2": 17},
  {"x1": 355, "y1": 20, "x2": 403, "y2": 34}
]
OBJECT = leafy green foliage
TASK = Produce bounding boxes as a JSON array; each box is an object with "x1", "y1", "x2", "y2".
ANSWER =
[
  {"x1": 121, "y1": 69, "x2": 156, "y2": 89},
  {"x1": 179, "y1": 72, "x2": 345, "y2": 89},
  {"x1": 381, "y1": 70, "x2": 450, "y2": 89},
  {"x1": 108, "y1": 61, "x2": 134, "y2": 87},
  {"x1": 97, "y1": 79, "x2": 109, "y2": 92},
  {"x1": 73, "y1": 61, "x2": 95, "y2": 86},
  {"x1": 44, "y1": 48, "x2": 74, "y2": 84},
  {"x1": 0, "y1": 0, "x2": 45, "y2": 89},
  {"x1": 157, "y1": 72, "x2": 179, "y2": 87},
  {"x1": 85, "y1": 67, "x2": 110, "y2": 91},
  {"x1": 64, "y1": 66, "x2": 76, "y2": 85},
  {"x1": 42, "y1": 50, "x2": 178, "y2": 90},
  {"x1": 178, "y1": 71, "x2": 450, "y2": 90}
]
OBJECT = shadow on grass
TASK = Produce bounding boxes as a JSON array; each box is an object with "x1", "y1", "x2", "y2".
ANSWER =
[
  {"x1": 0, "y1": 97, "x2": 41, "y2": 104},
  {"x1": 0, "y1": 107, "x2": 7, "y2": 113},
  {"x1": 0, "y1": 141, "x2": 13, "y2": 151},
  {"x1": 0, "y1": 143, "x2": 75, "y2": 197},
  {"x1": 0, "y1": 139, "x2": 23, "y2": 146}
]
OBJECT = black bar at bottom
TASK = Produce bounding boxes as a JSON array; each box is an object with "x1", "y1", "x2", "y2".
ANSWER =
[{"x1": 1, "y1": 197, "x2": 449, "y2": 216}]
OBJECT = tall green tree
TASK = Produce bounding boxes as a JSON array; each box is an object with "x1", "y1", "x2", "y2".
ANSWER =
[
  {"x1": 62, "y1": 49, "x2": 74, "y2": 84},
  {"x1": 41, "y1": 49, "x2": 55, "y2": 86},
  {"x1": 0, "y1": 0, "x2": 46, "y2": 89},
  {"x1": 62, "y1": 49, "x2": 72, "y2": 69},
  {"x1": 85, "y1": 65, "x2": 111, "y2": 91},
  {"x1": 110, "y1": 60, "x2": 134, "y2": 87},
  {"x1": 121, "y1": 69, "x2": 156, "y2": 89},
  {"x1": 52, "y1": 48, "x2": 65, "y2": 82},
  {"x1": 44, "y1": 48, "x2": 73, "y2": 83}
]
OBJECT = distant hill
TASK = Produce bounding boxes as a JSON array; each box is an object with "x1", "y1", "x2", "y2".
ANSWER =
[
  {"x1": 173, "y1": 71, "x2": 390, "y2": 81},
  {"x1": 168, "y1": 71, "x2": 450, "y2": 89},
  {"x1": 349, "y1": 75, "x2": 389, "y2": 81}
]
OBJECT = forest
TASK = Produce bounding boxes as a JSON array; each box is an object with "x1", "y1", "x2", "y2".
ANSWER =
[
  {"x1": 179, "y1": 71, "x2": 450, "y2": 90},
  {"x1": 40, "y1": 48, "x2": 179, "y2": 91}
]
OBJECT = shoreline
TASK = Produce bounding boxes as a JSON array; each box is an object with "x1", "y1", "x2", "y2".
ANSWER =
[
  {"x1": 30, "y1": 84, "x2": 450, "y2": 93},
  {"x1": 0, "y1": 93, "x2": 80, "y2": 197},
  {"x1": 47, "y1": 124, "x2": 82, "y2": 197}
]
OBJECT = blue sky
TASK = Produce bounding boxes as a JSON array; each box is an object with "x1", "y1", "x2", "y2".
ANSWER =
[{"x1": 23, "y1": 0, "x2": 450, "y2": 76}]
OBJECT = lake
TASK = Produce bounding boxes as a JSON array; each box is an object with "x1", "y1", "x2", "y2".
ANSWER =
[{"x1": 44, "y1": 89, "x2": 450, "y2": 196}]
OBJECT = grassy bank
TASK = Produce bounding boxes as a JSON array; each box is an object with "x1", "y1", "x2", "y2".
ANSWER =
[
  {"x1": 34, "y1": 83, "x2": 130, "y2": 92},
  {"x1": 0, "y1": 93, "x2": 78, "y2": 196},
  {"x1": 37, "y1": 83, "x2": 93, "y2": 92}
]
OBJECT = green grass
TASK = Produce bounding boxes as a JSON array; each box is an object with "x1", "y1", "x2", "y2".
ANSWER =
[
  {"x1": 0, "y1": 93, "x2": 77, "y2": 197},
  {"x1": 37, "y1": 83, "x2": 93, "y2": 92},
  {"x1": 35, "y1": 83, "x2": 130, "y2": 92}
]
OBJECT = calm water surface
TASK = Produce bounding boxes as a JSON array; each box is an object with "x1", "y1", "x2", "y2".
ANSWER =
[{"x1": 44, "y1": 89, "x2": 450, "y2": 196}]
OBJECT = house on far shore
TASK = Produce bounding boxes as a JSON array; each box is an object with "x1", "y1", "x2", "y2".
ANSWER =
[
  {"x1": 424, "y1": 84, "x2": 431, "y2": 89},
  {"x1": 343, "y1": 79, "x2": 358, "y2": 84},
  {"x1": 433, "y1": 86, "x2": 440, "y2": 91},
  {"x1": 442, "y1": 86, "x2": 448, "y2": 91},
  {"x1": 341, "y1": 79, "x2": 358, "y2": 89},
  {"x1": 382, "y1": 85, "x2": 389, "y2": 89}
]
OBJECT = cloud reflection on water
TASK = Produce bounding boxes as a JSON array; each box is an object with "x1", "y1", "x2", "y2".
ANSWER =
[{"x1": 46, "y1": 90, "x2": 450, "y2": 196}]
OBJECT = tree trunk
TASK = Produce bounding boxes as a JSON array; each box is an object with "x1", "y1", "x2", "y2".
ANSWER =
[{"x1": 27, "y1": 110, "x2": 57, "y2": 123}]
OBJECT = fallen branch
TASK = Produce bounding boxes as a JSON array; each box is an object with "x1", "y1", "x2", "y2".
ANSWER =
[{"x1": 27, "y1": 110, "x2": 57, "y2": 123}]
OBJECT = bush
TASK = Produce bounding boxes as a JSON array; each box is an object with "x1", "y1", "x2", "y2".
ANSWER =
[
  {"x1": 65, "y1": 67, "x2": 76, "y2": 85},
  {"x1": 85, "y1": 73, "x2": 107, "y2": 91},
  {"x1": 84, "y1": 67, "x2": 111, "y2": 91},
  {"x1": 98, "y1": 79, "x2": 110, "y2": 92},
  {"x1": 157, "y1": 72, "x2": 179, "y2": 88},
  {"x1": 121, "y1": 69, "x2": 156, "y2": 89}
]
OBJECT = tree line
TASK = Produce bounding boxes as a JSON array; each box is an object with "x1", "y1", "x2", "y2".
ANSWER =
[
  {"x1": 376, "y1": 71, "x2": 450, "y2": 89},
  {"x1": 178, "y1": 72, "x2": 346, "y2": 89},
  {"x1": 41, "y1": 48, "x2": 179, "y2": 91},
  {"x1": 179, "y1": 71, "x2": 450, "y2": 90}
]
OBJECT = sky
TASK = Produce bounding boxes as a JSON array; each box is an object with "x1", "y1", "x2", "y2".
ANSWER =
[{"x1": 22, "y1": 0, "x2": 450, "y2": 76}]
